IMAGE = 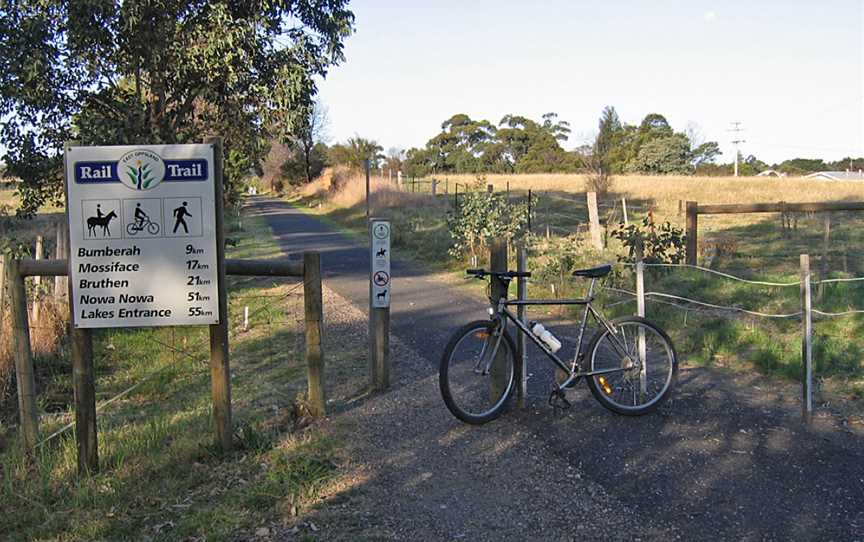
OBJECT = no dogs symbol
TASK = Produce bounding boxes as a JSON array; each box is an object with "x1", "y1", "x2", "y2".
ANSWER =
[{"x1": 373, "y1": 271, "x2": 390, "y2": 286}]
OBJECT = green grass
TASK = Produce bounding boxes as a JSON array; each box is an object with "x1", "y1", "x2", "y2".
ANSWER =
[
  {"x1": 0, "y1": 201, "x2": 346, "y2": 541},
  {"x1": 288, "y1": 182, "x2": 864, "y2": 405}
]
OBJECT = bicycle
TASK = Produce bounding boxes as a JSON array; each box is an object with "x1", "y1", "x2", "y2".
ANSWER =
[
  {"x1": 126, "y1": 217, "x2": 160, "y2": 236},
  {"x1": 439, "y1": 264, "x2": 677, "y2": 424}
]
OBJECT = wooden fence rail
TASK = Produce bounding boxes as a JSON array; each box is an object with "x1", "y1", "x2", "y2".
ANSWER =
[
  {"x1": 685, "y1": 200, "x2": 864, "y2": 265},
  {"x1": 3, "y1": 254, "x2": 323, "y2": 473}
]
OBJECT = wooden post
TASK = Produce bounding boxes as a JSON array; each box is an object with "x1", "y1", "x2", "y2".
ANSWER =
[
  {"x1": 800, "y1": 254, "x2": 813, "y2": 423},
  {"x1": 445, "y1": 179, "x2": 449, "y2": 194},
  {"x1": 368, "y1": 219, "x2": 391, "y2": 391},
  {"x1": 527, "y1": 189, "x2": 532, "y2": 233},
  {"x1": 818, "y1": 213, "x2": 830, "y2": 301},
  {"x1": 621, "y1": 197, "x2": 629, "y2": 225},
  {"x1": 685, "y1": 201, "x2": 698, "y2": 266},
  {"x1": 431, "y1": 179, "x2": 437, "y2": 196},
  {"x1": 31, "y1": 236, "x2": 44, "y2": 332},
  {"x1": 304, "y1": 252, "x2": 326, "y2": 416},
  {"x1": 62, "y1": 140, "x2": 98, "y2": 473},
  {"x1": 8, "y1": 259, "x2": 39, "y2": 452},
  {"x1": 206, "y1": 136, "x2": 232, "y2": 452},
  {"x1": 587, "y1": 191, "x2": 603, "y2": 250},
  {"x1": 0, "y1": 256, "x2": 6, "y2": 326},
  {"x1": 489, "y1": 239, "x2": 509, "y2": 399},
  {"x1": 515, "y1": 244, "x2": 528, "y2": 408},
  {"x1": 635, "y1": 243, "x2": 647, "y2": 395},
  {"x1": 54, "y1": 221, "x2": 68, "y2": 302},
  {"x1": 678, "y1": 200, "x2": 683, "y2": 216},
  {"x1": 364, "y1": 160, "x2": 371, "y2": 218}
]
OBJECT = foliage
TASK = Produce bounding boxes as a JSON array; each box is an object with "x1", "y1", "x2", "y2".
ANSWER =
[
  {"x1": 611, "y1": 215, "x2": 686, "y2": 264},
  {"x1": 446, "y1": 181, "x2": 531, "y2": 260},
  {"x1": 405, "y1": 112, "x2": 578, "y2": 176},
  {"x1": 329, "y1": 136, "x2": 384, "y2": 171},
  {"x1": 0, "y1": 1, "x2": 354, "y2": 215},
  {"x1": 625, "y1": 134, "x2": 692, "y2": 174}
]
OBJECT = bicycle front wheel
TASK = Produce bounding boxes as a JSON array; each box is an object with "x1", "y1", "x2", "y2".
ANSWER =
[
  {"x1": 439, "y1": 320, "x2": 516, "y2": 425},
  {"x1": 146, "y1": 222, "x2": 159, "y2": 235},
  {"x1": 586, "y1": 316, "x2": 677, "y2": 416}
]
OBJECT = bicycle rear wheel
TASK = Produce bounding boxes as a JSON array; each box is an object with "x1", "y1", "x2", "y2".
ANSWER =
[
  {"x1": 585, "y1": 316, "x2": 677, "y2": 416},
  {"x1": 439, "y1": 320, "x2": 516, "y2": 425}
]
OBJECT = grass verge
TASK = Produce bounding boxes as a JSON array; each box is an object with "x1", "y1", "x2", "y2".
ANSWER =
[{"x1": 0, "y1": 200, "x2": 346, "y2": 541}]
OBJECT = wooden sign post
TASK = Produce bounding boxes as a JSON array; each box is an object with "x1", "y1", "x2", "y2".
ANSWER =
[{"x1": 369, "y1": 219, "x2": 391, "y2": 391}]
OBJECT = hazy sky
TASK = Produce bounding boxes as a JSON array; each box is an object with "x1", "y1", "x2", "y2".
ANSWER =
[{"x1": 318, "y1": 0, "x2": 864, "y2": 165}]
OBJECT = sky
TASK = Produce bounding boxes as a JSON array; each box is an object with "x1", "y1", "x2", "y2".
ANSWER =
[{"x1": 317, "y1": 0, "x2": 864, "y2": 165}]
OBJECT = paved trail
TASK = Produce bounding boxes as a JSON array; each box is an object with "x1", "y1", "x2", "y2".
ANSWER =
[{"x1": 251, "y1": 197, "x2": 864, "y2": 541}]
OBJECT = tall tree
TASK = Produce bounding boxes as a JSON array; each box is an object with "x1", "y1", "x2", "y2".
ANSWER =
[{"x1": 0, "y1": 1, "x2": 354, "y2": 215}]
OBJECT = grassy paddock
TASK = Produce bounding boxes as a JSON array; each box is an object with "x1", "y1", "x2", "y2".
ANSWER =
[
  {"x1": 0, "y1": 202, "x2": 347, "y2": 541},
  {"x1": 292, "y1": 170, "x2": 864, "y2": 404}
]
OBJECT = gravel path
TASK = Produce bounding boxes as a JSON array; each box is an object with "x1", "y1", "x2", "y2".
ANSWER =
[{"x1": 253, "y1": 197, "x2": 864, "y2": 541}]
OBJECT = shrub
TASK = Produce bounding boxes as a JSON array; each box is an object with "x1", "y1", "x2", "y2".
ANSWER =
[
  {"x1": 611, "y1": 213, "x2": 685, "y2": 264},
  {"x1": 446, "y1": 181, "x2": 531, "y2": 261}
]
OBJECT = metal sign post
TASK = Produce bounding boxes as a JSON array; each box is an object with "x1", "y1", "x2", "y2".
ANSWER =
[{"x1": 369, "y1": 218, "x2": 390, "y2": 390}]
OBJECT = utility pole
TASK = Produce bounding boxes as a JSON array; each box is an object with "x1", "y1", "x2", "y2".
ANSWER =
[{"x1": 729, "y1": 121, "x2": 745, "y2": 177}]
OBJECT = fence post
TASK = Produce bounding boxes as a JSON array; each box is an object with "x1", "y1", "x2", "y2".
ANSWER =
[
  {"x1": 527, "y1": 189, "x2": 532, "y2": 233},
  {"x1": 678, "y1": 200, "x2": 683, "y2": 216},
  {"x1": 800, "y1": 254, "x2": 813, "y2": 423},
  {"x1": 635, "y1": 243, "x2": 648, "y2": 394},
  {"x1": 587, "y1": 191, "x2": 603, "y2": 250},
  {"x1": 54, "y1": 221, "x2": 68, "y2": 302},
  {"x1": 8, "y1": 258, "x2": 39, "y2": 453},
  {"x1": 364, "y1": 160, "x2": 371, "y2": 219},
  {"x1": 0, "y1": 255, "x2": 5, "y2": 326},
  {"x1": 818, "y1": 213, "x2": 830, "y2": 301},
  {"x1": 31, "y1": 236, "x2": 44, "y2": 332},
  {"x1": 685, "y1": 201, "x2": 698, "y2": 266},
  {"x1": 489, "y1": 239, "x2": 509, "y2": 400},
  {"x1": 304, "y1": 252, "x2": 326, "y2": 416},
  {"x1": 206, "y1": 136, "x2": 232, "y2": 452},
  {"x1": 515, "y1": 244, "x2": 528, "y2": 407},
  {"x1": 487, "y1": 184, "x2": 493, "y2": 194},
  {"x1": 431, "y1": 179, "x2": 438, "y2": 196},
  {"x1": 621, "y1": 197, "x2": 629, "y2": 225}
]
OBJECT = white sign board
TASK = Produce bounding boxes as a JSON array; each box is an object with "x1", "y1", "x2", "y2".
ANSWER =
[
  {"x1": 66, "y1": 144, "x2": 220, "y2": 328},
  {"x1": 370, "y1": 220, "x2": 391, "y2": 308}
]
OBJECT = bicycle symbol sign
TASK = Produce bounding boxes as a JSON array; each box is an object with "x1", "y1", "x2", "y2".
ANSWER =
[{"x1": 373, "y1": 270, "x2": 390, "y2": 286}]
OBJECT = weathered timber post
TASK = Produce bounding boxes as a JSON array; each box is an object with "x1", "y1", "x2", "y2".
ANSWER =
[
  {"x1": 31, "y1": 236, "x2": 44, "y2": 332},
  {"x1": 685, "y1": 201, "x2": 698, "y2": 266},
  {"x1": 678, "y1": 200, "x2": 683, "y2": 216},
  {"x1": 818, "y1": 213, "x2": 830, "y2": 301},
  {"x1": 527, "y1": 189, "x2": 532, "y2": 233},
  {"x1": 587, "y1": 191, "x2": 603, "y2": 250},
  {"x1": 635, "y1": 243, "x2": 647, "y2": 394},
  {"x1": 515, "y1": 244, "x2": 528, "y2": 407},
  {"x1": 63, "y1": 140, "x2": 98, "y2": 473},
  {"x1": 206, "y1": 136, "x2": 232, "y2": 452},
  {"x1": 431, "y1": 179, "x2": 438, "y2": 196},
  {"x1": 621, "y1": 197, "x2": 629, "y2": 225},
  {"x1": 369, "y1": 219, "x2": 391, "y2": 391},
  {"x1": 304, "y1": 252, "x2": 326, "y2": 416},
  {"x1": 54, "y1": 221, "x2": 68, "y2": 302},
  {"x1": 364, "y1": 159, "x2": 371, "y2": 219},
  {"x1": 800, "y1": 254, "x2": 813, "y2": 423},
  {"x1": 489, "y1": 239, "x2": 509, "y2": 399},
  {"x1": 8, "y1": 258, "x2": 39, "y2": 452}
]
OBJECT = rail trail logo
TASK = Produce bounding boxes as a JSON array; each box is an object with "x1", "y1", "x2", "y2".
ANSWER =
[{"x1": 118, "y1": 149, "x2": 165, "y2": 191}]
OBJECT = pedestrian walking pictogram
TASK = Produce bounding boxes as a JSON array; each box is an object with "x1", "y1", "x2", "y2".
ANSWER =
[{"x1": 173, "y1": 201, "x2": 192, "y2": 234}]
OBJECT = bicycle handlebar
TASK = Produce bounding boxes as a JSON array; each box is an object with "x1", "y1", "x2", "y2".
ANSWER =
[{"x1": 466, "y1": 268, "x2": 532, "y2": 279}]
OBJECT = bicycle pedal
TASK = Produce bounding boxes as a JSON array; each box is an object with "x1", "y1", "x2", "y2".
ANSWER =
[{"x1": 548, "y1": 389, "x2": 572, "y2": 410}]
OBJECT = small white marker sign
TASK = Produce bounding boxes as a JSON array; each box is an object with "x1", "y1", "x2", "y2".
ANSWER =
[
  {"x1": 370, "y1": 220, "x2": 391, "y2": 308},
  {"x1": 66, "y1": 144, "x2": 220, "y2": 328}
]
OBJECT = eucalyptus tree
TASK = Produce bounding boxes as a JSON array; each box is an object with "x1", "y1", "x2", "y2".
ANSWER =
[{"x1": 0, "y1": 0, "x2": 354, "y2": 215}]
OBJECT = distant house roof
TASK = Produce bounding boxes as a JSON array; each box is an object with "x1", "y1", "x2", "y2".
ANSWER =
[
  {"x1": 805, "y1": 171, "x2": 864, "y2": 181},
  {"x1": 756, "y1": 169, "x2": 785, "y2": 177}
]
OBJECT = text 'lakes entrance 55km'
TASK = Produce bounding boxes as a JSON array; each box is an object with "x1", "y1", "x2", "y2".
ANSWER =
[{"x1": 66, "y1": 144, "x2": 220, "y2": 328}]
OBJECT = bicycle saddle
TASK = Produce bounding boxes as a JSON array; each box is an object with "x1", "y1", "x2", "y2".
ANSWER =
[{"x1": 571, "y1": 264, "x2": 612, "y2": 278}]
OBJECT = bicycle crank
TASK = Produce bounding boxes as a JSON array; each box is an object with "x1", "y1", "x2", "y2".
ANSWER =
[{"x1": 548, "y1": 388, "x2": 572, "y2": 411}]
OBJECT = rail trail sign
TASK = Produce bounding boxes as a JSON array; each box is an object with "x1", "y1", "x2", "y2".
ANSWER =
[
  {"x1": 66, "y1": 144, "x2": 220, "y2": 328},
  {"x1": 370, "y1": 220, "x2": 391, "y2": 308}
]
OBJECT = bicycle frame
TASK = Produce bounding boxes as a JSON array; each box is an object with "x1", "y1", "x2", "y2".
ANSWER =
[{"x1": 487, "y1": 278, "x2": 636, "y2": 393}]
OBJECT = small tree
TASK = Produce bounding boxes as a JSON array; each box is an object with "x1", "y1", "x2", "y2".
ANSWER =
[{"x1": 447, "y1": 182, "x2": 531, "y2": 262}]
